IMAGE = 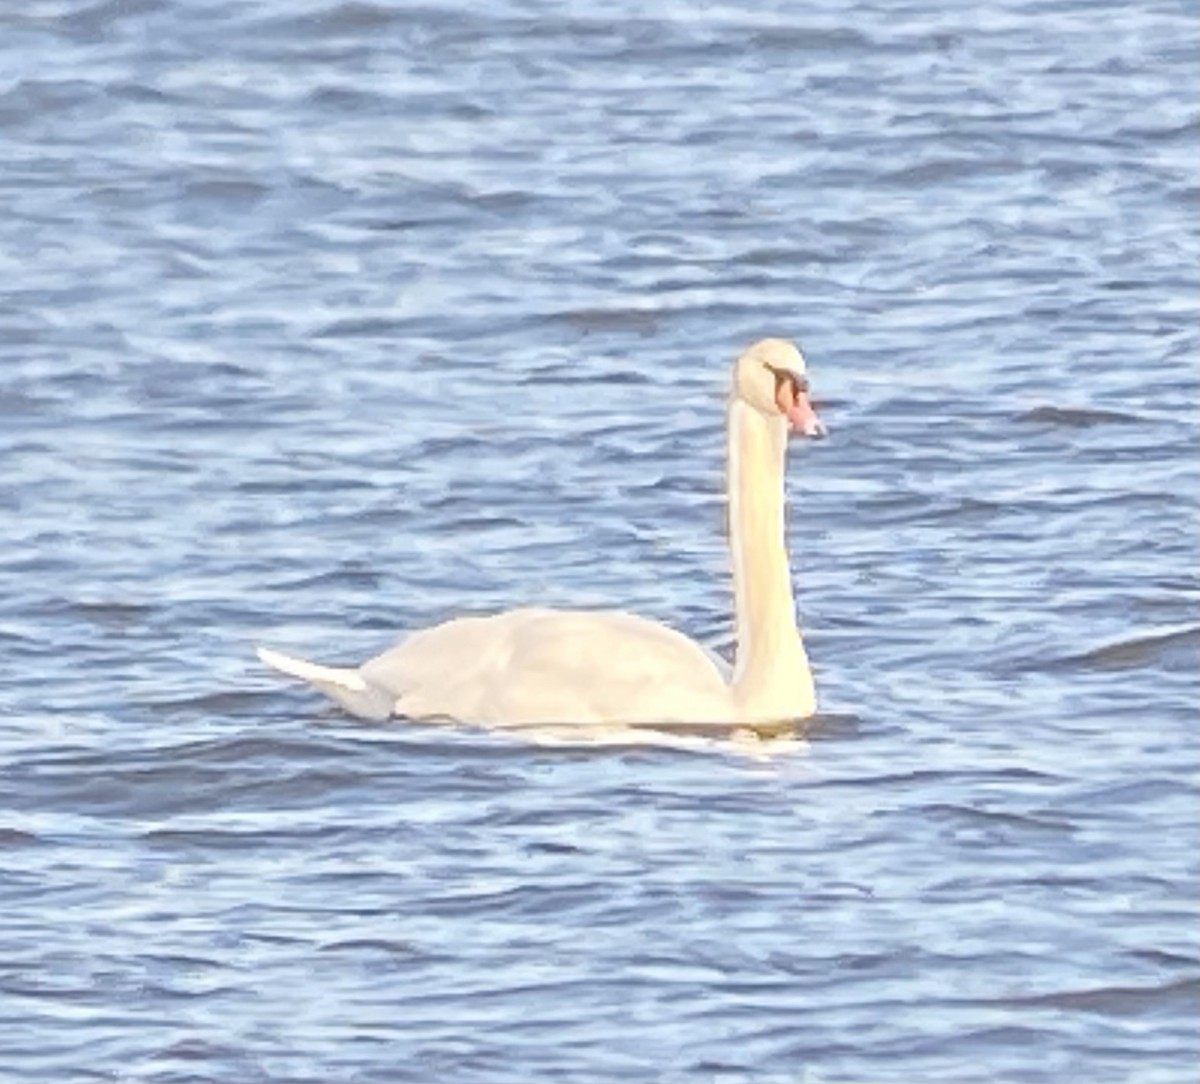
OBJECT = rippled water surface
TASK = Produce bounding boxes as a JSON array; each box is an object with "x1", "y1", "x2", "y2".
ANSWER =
[{"x1": 2, "y1": 1, "x2": 1198, "y2": 1081}]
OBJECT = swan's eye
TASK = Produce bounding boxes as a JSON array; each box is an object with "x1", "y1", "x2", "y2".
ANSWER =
[{"x1": 766, "y1": 363, "x2": 809, "y2": 401}]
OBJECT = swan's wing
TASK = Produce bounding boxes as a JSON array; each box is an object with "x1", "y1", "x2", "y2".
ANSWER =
[{"x1": 360, "y1": 608, "x2": 731, "y2": 726}]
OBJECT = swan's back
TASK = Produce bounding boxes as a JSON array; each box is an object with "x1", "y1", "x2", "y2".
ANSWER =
[{"x1": 360, "y1": 607, "x2": 732, "y2": 726}]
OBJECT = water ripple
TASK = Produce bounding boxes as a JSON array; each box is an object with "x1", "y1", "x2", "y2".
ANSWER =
[{"x1": 0, "y1": 0, "x2": 1196, "y2": 1081}]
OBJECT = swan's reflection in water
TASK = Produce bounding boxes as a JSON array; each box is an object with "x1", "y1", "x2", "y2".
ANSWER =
[{"x1": 498, "y1": 710, "x2": 861, "y2": 754}]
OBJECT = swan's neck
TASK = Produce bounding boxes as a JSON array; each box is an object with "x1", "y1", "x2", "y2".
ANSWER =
[{"x1": 727, "y1": 398, "x2": 815, "y2": 720}]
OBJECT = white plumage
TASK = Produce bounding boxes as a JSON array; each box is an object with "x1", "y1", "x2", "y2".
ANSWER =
[{"x1": 257, "y1": 338, "x2": 826, "y2": 729}]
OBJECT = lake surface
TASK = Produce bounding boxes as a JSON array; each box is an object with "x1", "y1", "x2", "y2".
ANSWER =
[{"x1": 1, "y1": 1, "x2": 1197, "y2": 1080}]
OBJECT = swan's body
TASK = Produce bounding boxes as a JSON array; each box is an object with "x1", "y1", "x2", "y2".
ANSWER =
[{"x1": 257, "y1": 338, "x2": 826, "y2": 728}]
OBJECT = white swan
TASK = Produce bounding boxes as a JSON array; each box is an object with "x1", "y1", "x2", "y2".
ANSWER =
[{"x1": 257, "y1": 338, "x2": 826, "y2": 728}]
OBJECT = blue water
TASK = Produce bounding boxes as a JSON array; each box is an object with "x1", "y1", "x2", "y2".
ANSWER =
[{"x1": 1, "y1": 1, "x2": 1197, "y2": 1080}]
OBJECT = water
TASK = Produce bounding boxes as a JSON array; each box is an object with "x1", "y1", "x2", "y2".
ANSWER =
[{"x1": 1, "y1": 0, "x2": 1197, "y2": 1080}]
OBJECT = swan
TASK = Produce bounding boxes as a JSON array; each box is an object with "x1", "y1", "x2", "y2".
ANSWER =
[{"x1": 256, "y1": 338, "x2": 826, "y2": 728}]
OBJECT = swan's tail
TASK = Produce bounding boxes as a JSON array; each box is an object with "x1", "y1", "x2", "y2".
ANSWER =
[{"x1": 256, "y1": 646, "x2": 394, "y2": 722}]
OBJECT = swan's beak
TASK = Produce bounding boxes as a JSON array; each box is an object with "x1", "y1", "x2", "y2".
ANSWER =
[{"x1": 784, "y1": 382, "x2": 826, "y2": 439}]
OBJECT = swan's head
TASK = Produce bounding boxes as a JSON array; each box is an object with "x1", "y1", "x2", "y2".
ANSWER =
[{"x1": 732, "y1": 338, "x2": 826, "y2": 438}]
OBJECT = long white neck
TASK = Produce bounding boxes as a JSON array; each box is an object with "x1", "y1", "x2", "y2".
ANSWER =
[{"x1": 726, "y1": 397, "x2": 815, "y2": 720}]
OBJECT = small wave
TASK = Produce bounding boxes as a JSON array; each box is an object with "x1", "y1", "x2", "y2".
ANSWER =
[
  {"x1": 47, "y1": 597, "x2": 156, "y2": 630},
  {"x1": 463, "y1": 188, "x2": 537, "y2": 213},
  {"x1": 0, "y1": 828, "x2": 42, "y2": 848},
  {"x1": 149, "y1": 1039, "x2": 243, "y2": 1063},
  {"x1": 181, "y1": 178, "x2": 269, "y2": 207},
  {"x1": 261, "y1": 0, "x2": 407, "y2": 37},
  {"x1": 317, "y1": 937, "x2": 425, "y2": 957},
  {"x1": 0, "y1": 78, "x2": 100, "y2": 122},
  {"x1": 530, "y1": 364, "x2": 652, "y2": 386},
  {"x1": 1017, "y1": 405, "x2": 1141, "y2": 428},
  {"x1": 996, "y1": 975, "x2": 1200, "y2": 1017},
  {"x1": 1115, "y1": 117, "x2": 1199, "y2": 145},
  {"x1": 1127, "y1": 947, "x2": 1200, "y2": 970},
  {"x1": 269, "y1": 566, "x2": 385, "y2": 592},
  {"x1": 921, "y1": 802, "x2": 1075, "y2": 834},
  {"x1": 555, "y1": 307, "x2": 661, "y2": 335},
  {"x1": 137, "y1": 690, "x2": 276, "y2": 714},
  {"x1": 884, "y1": 156, "x2": 1022, "y2": 187},
  {"x1": 311, "y1": 317, "x2": 409, "y2": 339},
  {"x1": 1043, "y1": 625, "x2": 1200, "y2": 673}
]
